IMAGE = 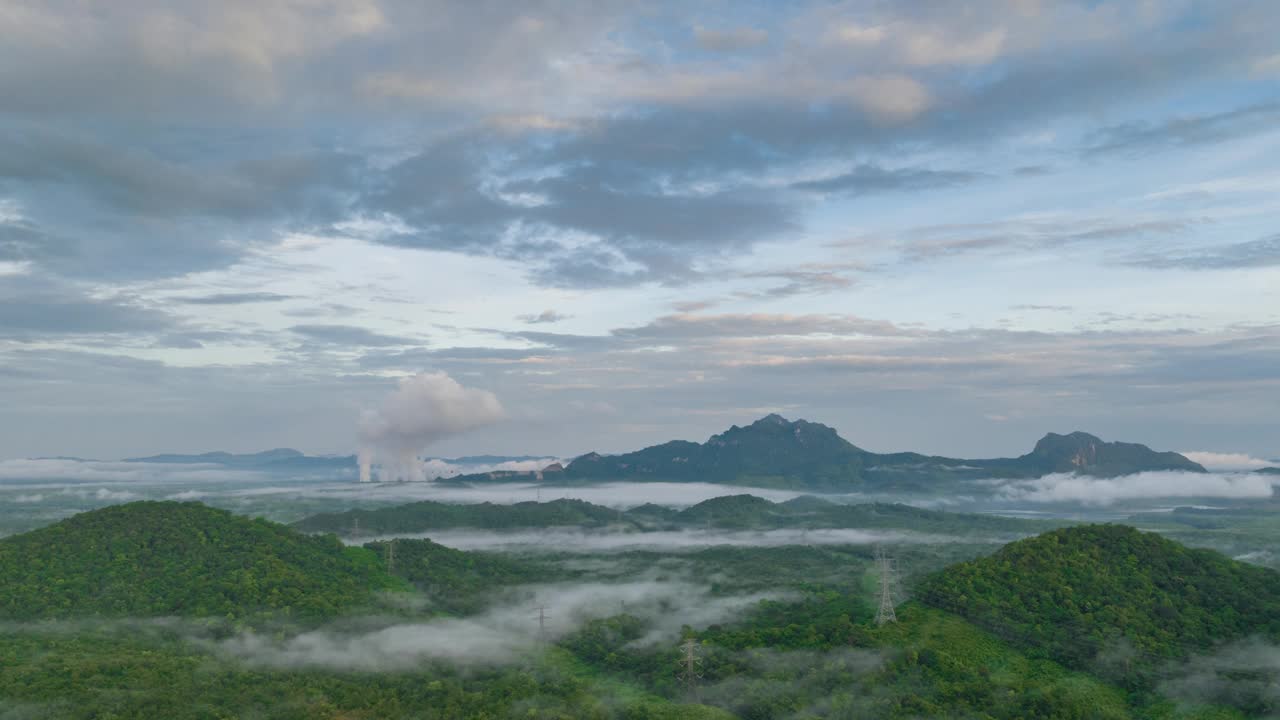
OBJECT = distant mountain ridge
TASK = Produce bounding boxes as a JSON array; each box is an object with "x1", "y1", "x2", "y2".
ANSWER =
[
  {"x1": 293, "y1": 493, "x2": 1053, "y2": 536},
  {"x1": 118, "y1": 415, "x2": 1209, "y2": 490},
  {"x1": 121, "y1": 450, "x2": 553, "y2": 472},
  {"x1": 556, "y1": 415, "x2": 1206, "y2": 491},
  {"x1": 123, "y1": 448, "x2": 355, "y2": 470}
]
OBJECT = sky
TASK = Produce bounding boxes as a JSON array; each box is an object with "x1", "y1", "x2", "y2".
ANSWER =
[{"x1": 0, "y1": 0, "x2": 1278, "y2": 461}]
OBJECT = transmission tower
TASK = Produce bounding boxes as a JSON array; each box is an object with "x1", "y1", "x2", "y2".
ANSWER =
[
  {"x1": 351, "y1": 517, "x2": 360, "y2": 537},
  {"x1": 875, "y1": 545, "x2": 898, "y2": 625},
  {"x1": 677, "y1": 638, "x2": 702, "y2": 700},
  {"x1": 534, "y1": 605, "x2": 550, "y2": 646},
  {"x1": 384, "y1": 539, "x2": 396, "y2": 573}
]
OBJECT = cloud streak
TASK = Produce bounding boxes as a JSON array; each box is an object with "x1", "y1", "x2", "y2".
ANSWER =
[
  {"x1": 213, "y1": 580, "x2": 777, "y2": 670},
  {"x1": 989, "y1": 471, "x2": 1276, "y2": 506}
]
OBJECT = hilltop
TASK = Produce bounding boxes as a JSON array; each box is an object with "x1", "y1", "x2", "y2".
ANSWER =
[
  {"x1": 916, "y1": 524, "x2": 1280, "y2": 673},
  {"x1": 0, "y1": 501, "x2": 405, "y2": 620},
  {"x1": 295, "y1": 497, "x2": 624, "y2": 534},
  {"x1": 294, "y1": 494, "x2": 1056, "y2": 536},
  {"x1": 553, "y1": 415, "x2": 1205, "y2": 490}
]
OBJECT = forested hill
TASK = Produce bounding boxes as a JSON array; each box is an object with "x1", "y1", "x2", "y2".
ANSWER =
[
  {"x1": 295, "y1": 498, "x2": 624, "y2": 534},
  {"x1": 0, "y1": 501, "x2": 405, "y2": 621},
  {"x1": 916, "y1": 524, "x2": 1280, "y2": 673},
  {"x1": 294, "y1": 494, "x2": 1056, "y2": 536},
  {"x1": 552, "y1": 414, "x2": 1205, "y2": 490}
]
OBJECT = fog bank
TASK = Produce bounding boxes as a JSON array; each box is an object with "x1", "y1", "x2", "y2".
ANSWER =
[
  {"x1": 214, "y1": 580, "x2": 778, "y2": 670},
  {"x1": 989, "y1": 471, "x2": 1276, "y2": 506}
]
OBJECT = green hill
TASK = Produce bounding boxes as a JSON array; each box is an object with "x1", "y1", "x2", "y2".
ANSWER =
[
  {"x1": 675, "y1": 494, "x2": 786, "y2": 528},
  {"x1": 295, "y1": 497, "x2": 625, "y2": 535},
  {"x1": 295, "y1": 495, "x2": 1057, "y2": 537},
  {"x1": 364, "y1": 538, "x2": 546, "y2": 614},
  {"x1": 0, "y1": 501, "x2": 405, "y2": 620},
  {"x1": 916, "y1": 524, "x2": 1280, "y2": 673}
]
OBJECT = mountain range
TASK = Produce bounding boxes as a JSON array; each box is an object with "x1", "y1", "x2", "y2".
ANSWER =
[
  {"x1": 121, "y1": 449, "x2": 550, "y2": 471},
  {"x1": 551, "y1": 414, "x2": 1206, "y2": 490},
  {"x1": 117, "y1": 415, "x2": 1224, "y2": 491}
]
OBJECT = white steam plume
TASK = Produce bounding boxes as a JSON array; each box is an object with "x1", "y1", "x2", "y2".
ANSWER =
[{"x1": 357, "y1": 372, "x2": 505, "y2": 483}]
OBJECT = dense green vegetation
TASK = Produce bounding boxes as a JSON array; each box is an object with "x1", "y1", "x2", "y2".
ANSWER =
[
  {"x1": 0, "y1": 501, "x2": 406, "y2": 621},
  {"x1": 365, "y1": 537, "x2": 553, "y2": 613},
  {"x1": 296, "y1": 497, "x2": 625, "y2": 534},
  {"x1": 295, "y1": 493, "x2": 1058, "y2": 536},
  {"x1": 3, "y1": 500, "x2": 1274, "y2": 718},
  {"x1": 917, "y1": 525, "x2": 1280, "y2": 678}
]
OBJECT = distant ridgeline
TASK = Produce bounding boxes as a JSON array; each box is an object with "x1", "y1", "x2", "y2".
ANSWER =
[
  {"x1": 449, "y1": 414, "x2": 1206, "y2": 491},
  {"x1": 293, "y1": 494, "x2": 1059, "y2": 536}
]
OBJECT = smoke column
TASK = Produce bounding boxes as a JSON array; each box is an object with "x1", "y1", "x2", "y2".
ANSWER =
[{"x1": 357, "y1": 372, "x2": 505, "y2": 482}]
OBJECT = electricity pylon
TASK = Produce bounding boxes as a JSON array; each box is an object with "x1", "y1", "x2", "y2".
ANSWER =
[
  {"x1": 384, "y1": 539, "x2": 396, "y2": 573},
  {"x1": 535, "y1": 605, "x2": 550, "y2": 646},
  {"x1": 875, "y1": 545, "x2": 898, "y2": 625},
  {"x1": 678, "y1": 638, "x2": 702, "y2": 699}
]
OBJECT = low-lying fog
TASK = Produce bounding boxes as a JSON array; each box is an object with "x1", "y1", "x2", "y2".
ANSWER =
[
  {"x1": 218, "y1": 579, "x2": 779, "y2": 670},
  {"x1": 1, "y1": 456, "x2": 1276, "y2": 537},
  {"x1": 350, "y1": 527, "x2": 989, "y2": 552}
]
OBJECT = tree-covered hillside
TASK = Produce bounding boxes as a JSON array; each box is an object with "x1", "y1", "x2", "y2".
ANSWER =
[
  {"x1": 917, "y1": 525, "x2": 1280, "y2": 673},
  {"x1": 0, "y1": 501, "x2": 405, "y2": 620},
  {"x1": 295, "y1": 494, "x2": 1057, "y2": 537},
  {"x1": 364, "y1": 538, "x2": 548, "y2": 613},
  {"x1": 295, "y1": 497, "x2": 625, "y2": 534}
]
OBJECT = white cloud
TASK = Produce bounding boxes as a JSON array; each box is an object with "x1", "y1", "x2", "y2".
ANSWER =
[
  {"x1": 842, "y1": 74, "x2": 932, "y2": 122},
  {"x1": 991, "y1": 471, "x2": 1276, "y2": 506},
  {"x1": 352, "y1": 527, "x2": 981, "y2": 553},
  {"x1": 213, "y1": 580, "x2": 777, "y2": 670},
  {"x1": 358, "y1": 372, "x2": 506, "y2": 482},
  {"x1": 1181, "y1": 451, "x2": 1274, "y2": 471},
  {"x1": 419, "y1": 457, "x2": 564, "y2": 479},
  {"x1": 0, "y1": 458, "x2": 268, "y2": 483}
]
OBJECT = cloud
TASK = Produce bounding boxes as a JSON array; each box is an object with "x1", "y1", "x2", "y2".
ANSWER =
[
  {"x1": 1083, "y1": 102, "x2": 1280, "y2": 156},
  {"x1": 518, "y1": 309, "x2": 570, "y2": 325},
  {"x1": 791, "y1": 164, "x2": 981, "y2": 194},
  {"x1": 990, "y1": 471, "x2": 1276, "y2": 506},
  {"x1": 883, "y1": 216, "x2": 1202, "y2": 263},
  {"x1": 694, "y1": 26, "x2": 768, "y2": 52},
  {"x1": 358, "y1": 372, "x2": 506, "y2": 482},
  {"x1": 0, "y1": 458, "x2": 268, "y2": 483},
  {"x1": 213, "y1": 580, "x2": 776, "y2": 670},
  {"x1": 418, "y1": 457, "x2": 564, "y2": 479},
  {"x1": 1159, "y1": 638, "x2": 1280, "y2": 712},
  {"x1": 290, "y1": 324, "x2": 420, "y2": 347},
  {"x1": 1181, "y1": 452, "x2": 1275, "y2": 472},
  {"x1": 0, "y1": 278, "x2": 174, "y2": 338},
  {"x1": 356, "y1": 527, "x2": 979, "y2": 553},
  {"x1": 1125, "y1": 235, "x2": 1280, "y2": 271},
  {"x1": 176, "y1": 292, "x2": 297, "y2": 305}
]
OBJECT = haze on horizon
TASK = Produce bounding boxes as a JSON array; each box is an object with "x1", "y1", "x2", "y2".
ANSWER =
[{"x1": 1, "y1": 0, "x2": 1278, "y2": 462}]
